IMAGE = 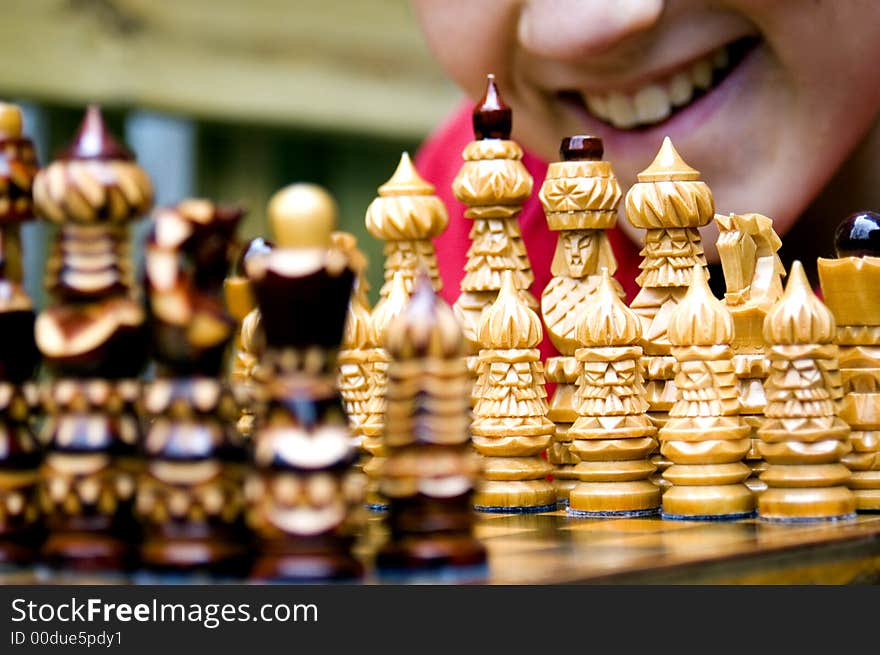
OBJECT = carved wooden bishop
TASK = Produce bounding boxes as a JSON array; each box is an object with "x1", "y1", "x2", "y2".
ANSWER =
[
  {"x1": 244, "y1": 183, "x2": 363, "y2": 581},
  {"x1": 716, "y1": 213, "x2": 785, "y2": 492},
  {"x1": 539, "y1": 135, "x2": 622, "y2": 504},
  {"x1": 453, "y1": 75, "x2": 536, "y2": 356},
  {"x1": 818, "y1": 212, "x2": 880, "y2": 511},
  {"x1": 568, "y1": 269, "x2": 658, "y2": 516},
  {"x1": 759, "y1": 260, "x2": 855, "y2": 521},
  {"x1": 139, "y1": 199, "x2": 247, "y2": 575},
  {"x1": 471, "y1": 270, "x2": 555, "y2": 512},
  {"x1": 377, "y1": 273, "x2": 485, "y2": 572},
  {"x1": 0, "y1": 102, "x2": 41, "y2": 565},
  {"x1": 625, "y1": 137, "x2": 714, "y2": 491},
  {"x1": 659, "y1": 265, "x2": 754, "y2": 520},
  {"x1": 33, "y1": 105, "x2": 153, "y2": 570}
]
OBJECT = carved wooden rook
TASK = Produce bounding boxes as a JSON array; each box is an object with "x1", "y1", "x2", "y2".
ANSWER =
[
  {"x1": 33, "y1": 105, "x2": 153, "y2": 570},
  {"x1": 453, "y1": 75, "x2": 536, "y2": 358},
  {"x1": 625, "y1": 137, "x2": 714, "y2": 491},
  {"x1": 378, "y1": 274, "x2": 485, "y2": 572},
  {"x1": 818, "y1": 212, "x2": 880, "y2": 511},
  {"x1": 540, "y1": 135, "x2": 623, "y2": 504},
  {"x1": 472, "y1": 270, "x2": 555, "y2": 512},
  {"x1": 757, "y1": 260, "x2": 856, "y2": 521},
  {"x1": 660, "y1": 265, "x2": 754, "y2": 520},
  {"x1": 0, "y1": 102, "x2": 41, "y2": 565},
  {"x1": 568, "y1": 270, "x2": 658, "y2": 516},
  {"x1": 139, "y1": 199, "x2": 247, "y2": 575},
  {"x1": 245, "y1": 183, "x2": 363, "y2": 581}
]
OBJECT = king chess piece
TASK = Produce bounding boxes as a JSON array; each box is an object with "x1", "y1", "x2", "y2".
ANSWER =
[
  {"x1": 818, "y1": 212, "x2": 880, "y2": 511},
  {"x1": 244, "y1": 183, "x2": 364, "y2": 581},
  {"x1": 138, "y1": 199, "x2": 249, "y2": 576},
  {"x1": 33, "y1": 105, "x2": 153, "y2": 572},
  {"x1": 377, "y1": 273, "x2": 486, "y2": 574},
  {"x1": 0, "y1": 102, "x2": 42, "y2": 565},
  {"x1": 539, "y1": 135, "x2": 623, "y2": 505}
]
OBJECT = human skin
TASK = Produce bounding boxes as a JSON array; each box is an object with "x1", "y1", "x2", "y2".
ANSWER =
[{"x1": 412, "y1": 0, "x2": 880, "y2": 264}]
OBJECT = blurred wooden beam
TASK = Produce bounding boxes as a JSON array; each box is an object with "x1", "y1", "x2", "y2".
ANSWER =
[{"x1": 0, "y1": 0, "x2": 462, "y2": 138}]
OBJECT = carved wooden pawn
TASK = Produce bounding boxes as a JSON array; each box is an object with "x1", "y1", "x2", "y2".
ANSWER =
[
  {"x1": 568, "y1": 269, "x2": 658, "y2": 516},
  {"x1": 716, "y1": 213, "x2": 785, "y2": 493},
  {"x1": 625, "y1": 137, "x2": 714, "y2": 492},
  {"x1": 660, "y1": 265, "x2": 754, "y2": 520},
  {"x1": 539, "y1": 135, "x2": 623, "y2": 505},
  {"x1": 138, "y1": 199, "x2": 248, "y2": 575},
  {"x1": 453, "y1": 75, "x2": 536, "y2": 360},
  {"x1": 818, "y1": 212, "x2": 880, "y2": 511},
  {"x1": 377, "y1": 274, "x2": 485, "y2": 572},
  {"x1": 245, "y1": 183, "x2": 363, "y2": 581},
  {"x1": 0, "y1": 102, "x2": 42, "y2": 565},
  {"x1": 33, "y1": 105, "x2": 153, "y2": 571},
  {"x1": 757, "y1": 261, "x2": 856, "y2": 521},
  {"x1": 471, "y1": 270, "x2": 555, "y2": 512}
]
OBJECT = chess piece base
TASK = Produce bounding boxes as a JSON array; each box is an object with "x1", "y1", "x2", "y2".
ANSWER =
[
  {"x1": 553, "y1": 478, "x2": 577, "y2": 505},
  {"x1": 758, "y1": 486, "x2": 857, "y2": 521},
  {"x1": 474, "y1": 480, "x2": 556, "y2": 513},
  {"x1": 376, "y1": 534, "x2": 487, "y2": 572},
  {"x1": 0, "y1": 535, "x2": 40, "y2": 566},
  {"x1": 140, "y1": 536, "x2": 249, "y2": 577},
  {"x1": 41, "y1": 531, "x2": 131, "y2": 571},
  {"x1": 569, "y1": 480, "x2": 660, "y2": 514},
  {"x1": 250, "y1": 536, "x2": 363, "y2": 582},
  {"x1": 662, "y1": 484, "x2": 755, "y2": 520}
]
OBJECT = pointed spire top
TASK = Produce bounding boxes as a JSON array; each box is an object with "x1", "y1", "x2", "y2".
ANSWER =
[
  {"x1": 473, "y1": 74, "x2": 512, "y2": 140},
  {"x1": 371, "y1": 269, "x2": 411, "y2": 346},
  {"x1": 669, "y1": 264, "x2": 733, "y2": 346},
  {"x1": 764, "y1": 260, "x2": 835, "y2": 345},
  {"x1": 386, "y1": 269, "x2": 465, "y2": 359},
  {"x1": 637, "y1": 136, "x2": 699, "y2": 183},
  {"x1": 578, "y1": 268, "x2": 641, "y2": 346},
  {"x1": 378, "y1": 152, "x2": 435, "y2": 197},
  {"x1": 59, "y1": 105, "x2": 133, "y2": 161},
  {"x1": 478, "y1": 269, "x2": 542, "y2": 349}
]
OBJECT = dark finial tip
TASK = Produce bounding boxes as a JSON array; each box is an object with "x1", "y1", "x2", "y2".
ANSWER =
[
  {"x1": 473, "y1": 74, "x2": 512, "y2": 140},
  {"x1": 58, "y1": 104, "x2": 134, "y2": 162},
  {"x1": 559, "y1": 135, "x2": 604, "y2": 161},
  {"x1": 834, "y1": 210, "x2": 880, "y2": 258}
]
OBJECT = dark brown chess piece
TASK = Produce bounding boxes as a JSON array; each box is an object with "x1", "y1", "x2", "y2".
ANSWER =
[
  {"x1": 244, "y1": 183, "x2": 364, "y2": 581},
  {"x1": 377, "y1": 273, "x2": 486, "y2": 574},
  {"x1": 0, "y1": 102, "x2": 42, "y2": 566},
  {"x1": 138, "y1": 199, "x2": 248, "y2": 576},
  {"x1": 33, "y1": 105, "x2": 153, "y2": 572}
]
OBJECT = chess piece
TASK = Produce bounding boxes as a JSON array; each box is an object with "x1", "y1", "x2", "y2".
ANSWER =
[
  {"x1": 660, "y1": 265, "x2": 754, "y2": 520},
  {"x1": 365, "y1": 152, "x2": 447, "y2": 297},
  {"x1": 138, "y1": 199, "x2": 248, "y2": 575},
  {"x1": 452, "y1": 75, "x2": 536, "y2": 358},
  {"x1": 471, "y1": 270, "x2": 555, "y2": 512},
  {"x1": 377, "y1": 273, "x2": 486, "y2": 572},
  {"x1": 0, "y1": 102, "x2": 41, "y2": 565},
  {"x1": 539, "y1": 135, "x2": 623, "y2": 504},
  {"x1": 360, "y1": 271, "x2": 410, "y2": 509},
  {"x1": 625, "y1": 137, "x2": 714, "y2": 491},
  {"x1": 759, "y1": 260, "x2": 855, "y2": 521},
  {"x1": 568, "y1": 269, "x2": 658, "y2": 516},
  {"x1": 33, "y1": 105, "x2": 153, "y2": 571},
  {"x1": 245, "y1": 183, "x2": 363, "y2": 581},
  {"x1": 716, "y1": 213, "x2": 785, "y2": 493},
  {"x1": 818, "y1": 212, "x2": 880, "y2": 511}
]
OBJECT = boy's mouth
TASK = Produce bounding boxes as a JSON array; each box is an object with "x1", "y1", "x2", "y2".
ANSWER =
[{"x1": 556, "y1": 36, "x2": 760, "y2": 131}]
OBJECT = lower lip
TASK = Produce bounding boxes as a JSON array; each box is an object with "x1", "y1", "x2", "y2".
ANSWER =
[{"x1": 556, "y1": 43, "x2": 762, "y2": 159}]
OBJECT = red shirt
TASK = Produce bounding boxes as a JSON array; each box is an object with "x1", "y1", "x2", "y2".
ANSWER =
[{"x1": 415, "y1": 101, "x2": 643, "y2": 360}]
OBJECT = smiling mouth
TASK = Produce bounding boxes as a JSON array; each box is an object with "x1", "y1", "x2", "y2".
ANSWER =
[{"x1": 557, "y1": 36, "x2": 760, "y2": 131}]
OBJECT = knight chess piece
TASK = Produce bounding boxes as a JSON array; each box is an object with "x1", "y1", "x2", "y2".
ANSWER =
[
  {"x1": 625, "y1": 137, "x2": 714, "y2": 492},
  {"x1": 818, "y1": 212, "x2": 880, "y2": 511},
  {"x1": 0, "y1": 102, "x2": 42, "y2": 565},
  {"x1": 138, "y1": 199, "x2": 248, "y2": 576},
  {"x1": 660, "y1": 265, "x2": 754, "y2": 520},
  {"x1": 377, "y1": 273, "x2": 486, "y2": 573},
  {"x1": 244, "y1": 183, "x2": 364, "y2": 581},
  {"x1": 568, "y1": 269, "x2": 658, "y2": 516},
  {"x1": 539, "y1": 135, "x2": 623, "y2": 505},
  {"x1": 33, "y1": 105, "x2": 153, "y2": 571},
  {"x1": 471, "y1": 270, "x2": 555, "y2": 513},
  {"x1": 759, "y1": 260, "x2": 856, "y2": 521}
]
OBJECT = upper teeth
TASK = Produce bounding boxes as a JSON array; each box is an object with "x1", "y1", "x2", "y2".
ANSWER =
[{"x1": 580, "y1": 44, "x2": 732, "y2": 129}]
